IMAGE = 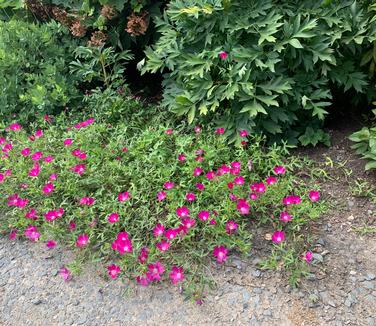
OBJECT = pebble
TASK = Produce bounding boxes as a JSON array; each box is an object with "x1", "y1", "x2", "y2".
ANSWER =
[{"x1": 366, "y1": 273, "x2": 376, "y2": 281}]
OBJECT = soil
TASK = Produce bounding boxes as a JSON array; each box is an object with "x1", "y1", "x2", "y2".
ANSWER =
[{"x1": 1, "y1": 123, "x2": 376, "y2": 326}]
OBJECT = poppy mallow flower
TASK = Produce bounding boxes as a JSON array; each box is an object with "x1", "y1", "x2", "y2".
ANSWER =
[
  {"x1": 215, "y1": 128, "x2": 225, "y2": 134},
  {"x1": 157, "y1": 191, "x2": 167, "y2": 201},
  {"x1": 169, "y1": 266, "x2": 184, "y2": 284},
  {"x1": 272, "y1": 231, "x2": 285, "y2": 244},
  {"x1": 46, "y1": 240, "x2": 56, "y2": 248},
  {"x1": 303, "y1": 251, "x2": 313, "y2": 263},
  {"x1": 108, "y1": 264, "x2": 121, "y2": 279},
  {"x1": 213, "y1": 245, "x2": 228, "y2": 263},
  {"x1": 273, "y1": 165, "x2": 286, "y2": 175},
  {"x1": 198, "y1": 210, "x2": 210, "y2": 221},
  {"x1": 164, "y1": 181, "x2": 174, "y2": 190},
  {"x1": 176, "y1": 206, "x2": 189, "y2": 218},
  {"x1": 225, "y1": 220, "x2": 238, "y2": 235},
  {"x1": 239, "y1": 130, "x2": 248, "y2": 137},
  {"x1": 185, "y1": 193, "x2": 196, "y2": 202},
  {"x1": 60, "y1": 267, "x2": 71, "y2": 281},
  {"x1": 309, "y1": 191, "x2": 320, "y2": 202},
  {"x1": 76, "y1": 234, "x2": 89, "y2": 247},
  {"x1": 218, "y1": 51, "x2": 228, "y2": 60},
  {"x1": 280, "y1": 211, "x2": 292, "y2": 223},
  {"x1": 108, "y1": 212, "x2": 119, "y2": 223}
]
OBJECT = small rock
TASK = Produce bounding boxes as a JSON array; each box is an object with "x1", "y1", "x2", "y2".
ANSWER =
[
  {"x1": 344, "y1": 293, "x2": 357, "y2": 307},
  {"x1": 349, "y1": 271, "x2": 357, "y2": 276},
  {"x1": 366, "y1": 273, "x2": 376, "y2": 281},
  {"x1": 316, "y1": 238, "x2": 326, "y2": 246},
  {"x1": 312, "y1": 253, "x2": 324, "y2": 263},
  {"x1": 263, "y1": 309, "x2": 272, "y2": 317},
  {"x1": 328, "y1": 300, "x2": 337, "y2": 308},
  {"x1": 32, "y1": 299, "x2": 42, "y2": 305},
  {"x1": 252, "y1": 270, "x2": 261, "y2": 278},
  {"x1": 253, "y1": 288, "x2": 262, "y2": 294},
  {"x1": 363, "y1": 281, "x2": 375, "y2": 290}
]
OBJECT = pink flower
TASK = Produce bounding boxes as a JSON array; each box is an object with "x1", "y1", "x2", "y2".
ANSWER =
[
  {"x1": 194, "y1": 125, "x2": 201, "y2": 133},
  {"x1": 241, "y1": 140, "x2": 247, "y2": 146},
  {"x1": 64, "y1": 138, "x2": 73, "y2": 146},
  {"x1": 225, "y1": 220, "x2": 238, "y2": 235},
  {"x1": 31, "y1": 151, "x2": 43, "y2": 161},
  {"x1": 136, "y1": 275, "x2": 149, "y2": 286},
  {"x1": 0, "y1": 173, "x2": 4, "y2": 183},
  {"x1": 266, "y1": 176, "x2": 277, "y2": 185},
  {"x1": 218, "y1": 51, "x2": 228, "y2": 60},
  {"x1": 35, "y1": 129, "x2": 43, "y2": 138},
  {"x1": 76, "y1": 234, "x2": 89, "y2": 247},
  {"x1": 178, "y1": 153, "x2": 186, "y2": 161},
  {"x1": 198, "y1": 210, "x2": 210, "y2": 221},
  {"x1": 273, "y1": 165, "x2": 286, "y2": 175},
  {"x1": 42, "y1": 183, "x2": 54, "y2": 194},
  {"x1": 138, "y1": 247, "x2": 149, "y2": 264},
  {"x1": 118, "y1": 192, "x2": 130, "y2": 202},
  {"x1": 193, "y1": 167, "x2": 203, "y2": 176},
  {"x1": 231, "y1": 161, "x2": 241, "y2": 169},
  {"x1": 9, "y1": 123, "x2": 22, "y2": 131},
  {"x1": 28, "y1": 163, "x2": 40, "y2": 177},
  {"x1": 181, "y1": 217, "x2": 196, "y2": 229},
  {"x1": 71, "y1": 164, "x2": 86, "y2": 175},
  {"x1": 9, "y1": 230, "x2": 17, "y2": 240},
  {"x1": 234, "y1": 176, "x2": 245, "y2": 185},
  {"x1": 156, "y1": 240, "x2": 170, "y2": 252},
  {"x1": 249, "y1": 193, "x2": 258, "y2": 200},
  {"x1": 239, "y1": 130, "x2": 248, "y2": 137},
  {"x1": 68, "y1": 221, "x2": 76, "y2": 231},
  {"x1": 21, "y1": 148, "x2": 31, "y2": 156},
  {"x1": 237, "y1": 199, "x2": 250, "y2": 215},
  {"x1": 59, "y1": 267, "x2": 71, "y2": 281},
  {"x1": 147, "y1": 261, "x2": 165, "y2": 281},
  {"x1": 185, "y1": 193, "x2": 196, "y2": 202},
  {"x1": 250, "y1": 182, "x2": 266, "y2": 193},
  {"x1": 2, "y1": 143, "x2": 13, "y2": 153},
  {"x1": 43, "y1": 155, "x2": 54, "y2": 163},
  {"x1": 283, "y1": 195, "x2": 301, "y2": 205},
  {"x1": 165, "y1": 129, "x2": 173, "y2": 135},
  {"x1": 196, "y1": 183, "x2": 205, "y2": 191},
  {"x1": 164, "y1": 181, "x2": 174, "y2": 190},
  {"x1": 272, "y1": 231, "x2": 285, "y2": 244},
  {"x1": 108, "y1": 212, "x2": 119, "y2": 223},
  {"x1": 206, "y1": 171, "x2": 215, "y2": 180},
  {"x1": 303, "y1": 251, "x2": 313, "y2": 263},
  {"x1": 79, "y1": 197, "x2": 95, "y2": 205},
  {"x1": 46, "y1": 240, "x2": 56, "y2": 248},
  {"x1": 122, "y1": 147, "x2": 128, "y2": 152},
  {"x1": 108, "y1": 264, "x2": 121, "y2": 279},
  {"x1": 280, "y1": 211, "x2": 292, "y2": 222},
  {"x1": 169, "y1": 266, "x2": 184, "y2": 284},
  {"x1": 112, "y1": 233, "x2": 133, "y2": 254},
  {"x1": 24, "y1": 225, "x2": 40, "y2": 241},
  {"x1": 215, "y1": 128, "x2": 225, "y2": 134},
  {"x1": 209, "y1": 218, "x2": 217, "y2": 225},
  {"x1": 309, "y1": 191, "x2": 320, "y2": 202},
  {"x1": 176, "y1": 206, "x2": 189, "y2": 218},
  {"x1": 153, "y1": 223, "x2": 165, "y2": 237},
  {"x1": 157, "y1": 191, "x2": 167, "y2": 201},
  {"x1": 213, "y1": 245, "x2": 228, "y2": 263},
  {"x1": 165, "y1": 229, "x2": 178, "y2": 240},
  {"x1": 0, "y1": 137, "x2": 5, "y2": 145},
  {"x1": 229, "y1": 193, "x2": 237, "y2": 201},
  {"x1": 49, "y1": 173, "x2": 57, "y2": 181},
  {"x1": 25, "y1": 209, "x2": 37, "y2": 220}
]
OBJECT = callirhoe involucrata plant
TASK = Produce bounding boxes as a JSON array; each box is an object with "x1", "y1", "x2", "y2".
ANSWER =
[
  {"x1": 142, "y1": 0, "x2": 376, "y2": 146},
  {"x1": 0, "y1": 112, "x2": 324, "y2": 297}
]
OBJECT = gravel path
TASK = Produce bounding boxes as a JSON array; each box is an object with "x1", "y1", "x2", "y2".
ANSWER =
[{"x1": 1, "y1": 128, "x2": 376, "y2": 326}]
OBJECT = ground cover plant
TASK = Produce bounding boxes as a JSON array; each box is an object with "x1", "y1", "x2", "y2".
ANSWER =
[{"x1": 0, "y1": 101, "x2": 325, "y2": 298}]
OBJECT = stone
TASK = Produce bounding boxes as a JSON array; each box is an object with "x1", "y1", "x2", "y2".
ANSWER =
[{"x1": 366, "y1": 273, "x2": 376, "y2": 281}]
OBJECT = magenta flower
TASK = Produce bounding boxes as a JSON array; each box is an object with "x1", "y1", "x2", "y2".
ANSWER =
[
  {"x1": 204, "y1": 170, "x2": 213, "y2": 180},
  {"x1": 35, "y1": 129, "x2": 43, "y2": 138},
  {"x1": 249, "y1": 193, "x2": 258, "y2": 201},
  {"x1": 181, "y1": 217, "x2": 196, "y2": 229},
  {"x1": 237, "y1": 199, "x2": 250, "y2": 215},
  {"x1": 156, "y1": 240, "x2": 170, "y2": 252},
  {"x1": 185, "y1": 193, "x2": 196, "y2": 202},
  {"x1": 215, "y1": 128, "x2": 225, "y2": 134},
  {"x1": 234, "y1": 176, "x2": 245, "y2": 185},
  {"x1": 42, "y1": 183, "x2": 54, "y2": 194},
  {"x1": 76, "y1": 234, "x2": 89, "y2": 247},
  {"x1": 79, "y1": 197, "x2": 95, "y2": 206},
  {"x1": 272, "y1": 231, "x2": 285, "y2": 244},
  {"x1": 8, "y1": 123, "x2": 22, "y2": 131},
  {"x1": 9, "y1": 229, "x2": 17, "y2": 240},
  {"x1": 118, "y1": 191, "x2": 130, "y2": 202},
  {"x1": 176, "y1": 206, "x2": 189, "y2": 218},
  {"x1": 283, "y1": 195, "x2": 301, "y2": 205},
  {"x1": 231, "y1": 161, "x2": 241, "y2": 169},
  {"x1": 0, "y1": 173, "x2": 4, "y2": 183},
  {"x1": 196, "y1": 183, "x2": 205, "y2": 191},
  {"x1": 198, "y1": 210, "x2": 210, "y2": 221},
  {"x1": 64, "y1": 138, "x2": 73, "y2": 146},
  {"x1": 68, "y1": 221, "x2": 76, "y2": 231},
  {"x1": 164, "y1": 181, "x2": 174, "y2": 190},
  {"x1": 157, "y1": 191, "x2": 167, "y2": 201},
  {"x1": 213, "y1": 245, "x2": 228, "y2": 263},
  {"x1": 165, "y1": 228, "x2": 178, "y2": 240},
  {"x1": 165, "y1": 129, "x2": 173, "y2": 135},
  {"x1": 138, "y1": 247, "x2": 149, "y2": 264},
  {"x1": 147, "y1": 261, "x2": 165, "y2": 281},
  {"x1": 218, "y1": 51, "x2": 228, "y2": 60},
  {"x1": 49, "y1": 173, "x2": 58, "y2": 181},
  {"x1": 108, "y1": 212, "x2": 119, "y2": 223},
  {"x1": 169, "y1": 266, "x2": 184, "y2": 284},
  {"x1": 193, "y1": 167, "x2": 203, "y2": 176},
  {"x1": 229, "y1": 193, "x2": 237, "y2": 201},
  {"x1": 303, "y1": 251, "x2": 313, "y2": 263},
  {"x1": 24, "y1": 225, "x2": 40, "y2": 241},
  {"x1": 153, "y1": 223, "x2": 165, "y2": 237},
  {"x1": 194, "y1": 125, "x2": 201, "y2": 133},
  {"x1": 25, "y1": 209, "x2": 37, "y2": 220},
  {"x1": 309, "y1": 191, "x2": 320, "y2": 202},
  {"x1": 239, "y1": 130, "x2": 248, "y2": 137},
  {"x1": 136, "y1": 275, "x2": 149, "y2": 286},
  {"x1": 225, "y1": 220, "x2": 238, "y2": 235},
  {"x1": 280, "y1": 211, "x2": 292, "y2": 222},
  {"x1": 112, "y1": 237, "x2": 132, "y2": 255},
  {"x1": 59, "y1": 267, "x2": 71, "y2": 281},
  {"x1": 273, "y1": 165, "x2": 286, "y2": 175},
  {"x1": 28, "y1": 163, "x2": 40, "y2": 177},
  {"x1": 178, "y1": 153, "x2": 186, "y2": 161},
  {"x1": 71, "y1": 163, "x2": 86, "y2": 175},
  {"x1": 250, "y1": 182, "x2": 266, "y2": 193},
  {"x1": 31, "y1": 151, "x2": 43, "y2": 161},
  {"x1": 21, "y1": 148, "x2": 30, "y2": 156},
  {"x1": 108, "y1": 264, "x2": 121, "y2": 279},
  {"x1": 46, "y1": 240, "x2": 56, "y2": 248},
  {"x1": 266, "y1": 176, "x2": 277, "y2": 185},
  {"x1": 43, "y1": 155, "x2": 54, "y2": 163}
]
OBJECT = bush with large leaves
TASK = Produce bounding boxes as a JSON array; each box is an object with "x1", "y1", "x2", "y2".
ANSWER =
[{"x1": 143, "y1": 0, "x2": 376, "y2": 146}]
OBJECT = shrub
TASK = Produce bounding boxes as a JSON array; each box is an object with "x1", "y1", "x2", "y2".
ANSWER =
[
  {"x1": 0, "y1": 20, "x2": 80, "y2": 125},
  {"x1": 142, "y1": 0, "x2": 376, "y2": 146},
  {"x1": 0, "y1": 106, "x2": 325, "y2": 294},
  {"x1": 349, "y1": 104, "x2": 376, "y2": 170}
]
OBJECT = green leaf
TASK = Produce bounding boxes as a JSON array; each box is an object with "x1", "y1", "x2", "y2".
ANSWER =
[{"x1": 288, "y1": 38, "x2": 303, "y2": 48}]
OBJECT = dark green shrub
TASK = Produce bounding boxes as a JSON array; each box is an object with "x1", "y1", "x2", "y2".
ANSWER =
[
  {"x1": 143, "y1": 0, "x2": 376, "y2": 146},
  {"x1": 0, "y1": 20, "x2": 81, "y2": 124}
]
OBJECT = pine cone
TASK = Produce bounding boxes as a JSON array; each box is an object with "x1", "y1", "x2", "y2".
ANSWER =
[{"x1": 125, "y1": 12, "x2": 148, "y2": 37}]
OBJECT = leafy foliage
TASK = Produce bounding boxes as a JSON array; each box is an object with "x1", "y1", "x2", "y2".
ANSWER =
[
  {"x1": 0, "y1": 19, "x2": 80, "y2": 124},
  {"x1": 143, "y1": 0, "x2": 376, "y2": 146},
  {"x1": 349, "y1": 104, "x2": 376, "y2": 170}
]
